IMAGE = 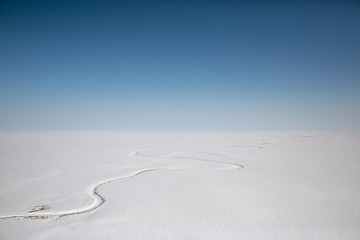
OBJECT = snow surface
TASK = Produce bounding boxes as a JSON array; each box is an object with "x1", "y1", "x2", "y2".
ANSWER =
[{"x1": 0, "y1": 131, "x2": 360, "y2": 239}]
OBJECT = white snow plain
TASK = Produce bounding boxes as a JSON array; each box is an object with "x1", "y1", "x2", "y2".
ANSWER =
[{"x1": 0, "y1": 131, "x2": 360, "y2": 239}]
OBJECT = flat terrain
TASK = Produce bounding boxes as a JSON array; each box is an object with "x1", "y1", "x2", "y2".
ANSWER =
[{"x1": 0, "y1": 132, "x2": 359, "y2": 239}]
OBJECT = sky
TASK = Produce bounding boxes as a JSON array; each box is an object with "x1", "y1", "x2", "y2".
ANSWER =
[{"x1": 0, "y1": 0, "x2": 359, "y2": 131}]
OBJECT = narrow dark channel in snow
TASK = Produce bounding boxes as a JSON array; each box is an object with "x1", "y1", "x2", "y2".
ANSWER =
[{"x1": 0, "y1": 149, "x2": 245, "y2": 220}]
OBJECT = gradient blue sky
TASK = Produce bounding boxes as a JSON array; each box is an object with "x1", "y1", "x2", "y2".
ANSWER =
[{"x1": 1, "y1": 0, "x2": 359, "y2": 130}]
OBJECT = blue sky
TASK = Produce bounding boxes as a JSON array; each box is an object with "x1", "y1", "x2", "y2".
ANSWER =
[{"x1": 1, "y1": 0, "x2": 359, "y2": 130}]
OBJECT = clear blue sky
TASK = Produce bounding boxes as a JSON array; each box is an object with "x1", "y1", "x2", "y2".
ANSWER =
[{"x1": 1, "y1": 0, "x2": 359, "y2": 130}]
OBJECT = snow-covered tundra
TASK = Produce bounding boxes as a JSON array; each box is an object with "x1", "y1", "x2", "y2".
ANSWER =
[{"x1": 0, "y1": 131, "x2": 359, "y2": 239}]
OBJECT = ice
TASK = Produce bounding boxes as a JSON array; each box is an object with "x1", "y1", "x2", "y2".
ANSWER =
[{"x1": 0, "y1": 131, "x2": 359, "y2": 239}]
